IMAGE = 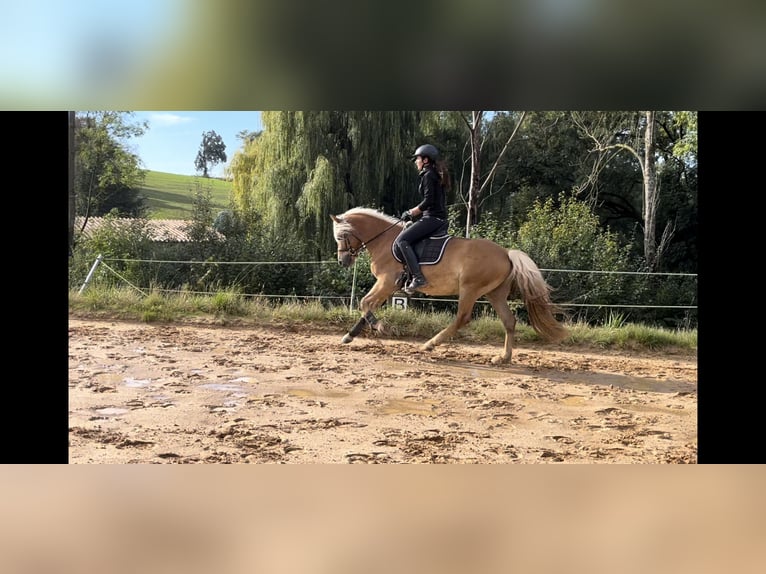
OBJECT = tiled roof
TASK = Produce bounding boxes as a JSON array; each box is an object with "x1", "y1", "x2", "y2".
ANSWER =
[{"x1": 75, "y1": 217, "x2": 223, "y2": 242}]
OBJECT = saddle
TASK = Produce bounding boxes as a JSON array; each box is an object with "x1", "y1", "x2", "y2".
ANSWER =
[
  {"x1": 392, "y1": 229, "x2": 452, "y2": 290},
  {"x1": 392, "y1": 233, "x2": 452, "y2": 265}
]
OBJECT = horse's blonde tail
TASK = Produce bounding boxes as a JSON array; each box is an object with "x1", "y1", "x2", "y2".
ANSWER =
[{"x1": 507, "y1": 250, "x2": 569, "y2": 343}]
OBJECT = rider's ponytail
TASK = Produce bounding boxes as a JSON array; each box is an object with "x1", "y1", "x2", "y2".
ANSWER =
[{"x1": 435, "y1": 159, "x2": 451, "y2": 192}]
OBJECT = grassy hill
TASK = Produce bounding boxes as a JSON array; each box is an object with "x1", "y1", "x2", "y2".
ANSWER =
[{"x1": 140, "y1": 170, "x2": 233, "y2": 219}]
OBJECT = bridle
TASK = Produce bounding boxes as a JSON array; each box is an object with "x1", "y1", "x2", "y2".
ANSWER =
[
  {"x1": 337, "y1": 229, "x2": 368, "y2": 257},
  {"x1": 336, "y1": 219, "x2": 403, "y2": 257}
]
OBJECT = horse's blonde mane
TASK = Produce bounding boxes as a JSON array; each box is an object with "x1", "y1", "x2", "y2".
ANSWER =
[
  {"x1": 333, "y1": 207, "x2": 398, "y2": 238},
  {"x1": 344, "y1": 207, "x2": 398, "y2": 223}
]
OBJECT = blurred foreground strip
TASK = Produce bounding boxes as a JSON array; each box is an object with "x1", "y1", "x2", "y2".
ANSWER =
[{"x1": 0, "y1": 465, "x2": 763, "y2": 574}]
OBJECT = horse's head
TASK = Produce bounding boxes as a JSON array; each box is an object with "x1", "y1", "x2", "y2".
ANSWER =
[
  {"x1": 331, "y1": 208, "x2": 401, "y2": 267},
  {"x1": 330, "y1": 213, "x2": 362, "y2": 267}
]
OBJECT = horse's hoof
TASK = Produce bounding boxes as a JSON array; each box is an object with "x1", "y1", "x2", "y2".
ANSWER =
[
  {"x1": 421, "y1": 342, "x2": 434, "y2": 352},
  {"x1": 491, "y1": 355, "x2": 509, "y2": 365},
  {"x1": 341, "y1": 334, "x2": 353, "y2": 344}
]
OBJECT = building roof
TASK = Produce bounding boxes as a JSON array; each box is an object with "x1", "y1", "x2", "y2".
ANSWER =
[{"x1": 75, "y1": 217, "x2": 223, "y2": 242}]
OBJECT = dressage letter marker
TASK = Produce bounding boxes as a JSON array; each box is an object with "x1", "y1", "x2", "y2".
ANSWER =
[{"x1": 391, "y1": 296, "x2": 408, "y2": 310}]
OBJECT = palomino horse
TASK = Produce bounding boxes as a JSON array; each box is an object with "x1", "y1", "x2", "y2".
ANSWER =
[{"x1": 330, "y1": 207, "x2": 568, "y2": 364}]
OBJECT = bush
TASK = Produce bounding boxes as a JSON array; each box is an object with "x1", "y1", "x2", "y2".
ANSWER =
[
  {"x1": 512, "y1": 195, "x2": 636, "y2": 324},
  {"x1": 69, "y1": 215, "x2": 154, "y2": 290}
]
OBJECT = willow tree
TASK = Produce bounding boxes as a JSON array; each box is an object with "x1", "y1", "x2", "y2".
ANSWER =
[
  {"x1": 229, "y1": 111, "x2": 422, "y2": 258},
  {"x1": 228, "y1": 130, "x2": 261, "y2": 224}
]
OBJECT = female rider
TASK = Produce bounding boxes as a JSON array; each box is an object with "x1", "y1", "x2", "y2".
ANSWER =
[{"x1": 395, "y1": 143, "x2": 449, "y2": 294}]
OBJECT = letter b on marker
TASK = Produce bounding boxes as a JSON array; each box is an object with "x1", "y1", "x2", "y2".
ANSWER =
[{"x1": 391, "y1": 296, "x2": 408, "y2": 310}]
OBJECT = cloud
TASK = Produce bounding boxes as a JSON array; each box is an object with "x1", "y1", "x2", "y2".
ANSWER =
[{"x1": 150, "y1": 113, "x2": 194, "y2": 126}]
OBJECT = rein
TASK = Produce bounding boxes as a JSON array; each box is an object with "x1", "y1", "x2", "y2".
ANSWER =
[{"x1": 339, "y1": 218, "x2": 403, "y2": 257}]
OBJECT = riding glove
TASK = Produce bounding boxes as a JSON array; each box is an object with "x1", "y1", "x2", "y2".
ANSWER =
[{"x1": 401, "y1": 210, "x2": 413, "y2": 221}]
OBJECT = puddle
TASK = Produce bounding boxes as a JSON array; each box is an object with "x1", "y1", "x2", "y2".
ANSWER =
[
  {"x1": 379, "y1": 398, "x2": 437, "y2": 416},
  {"x1": 200, "y1": 383, "x2": 245, "y2": 393},
  {"x1": 287, "y1": 388, "x2": 351, "y2": 398},
  {"x1": 607, "y1": 376, "x2": 695, "y2": 393},
  {"x1": 441, "y1": 363, "x2": 508, "y2": 379},
  {"x1": 123, "y1": 377, "x2": 151, "y2": 388},
  {"x1": 549, "y1": 372, "x2": 696, "y2": 394},
  {"x1": 94, "y1": 407, "x2": 129, "y2": 416}
]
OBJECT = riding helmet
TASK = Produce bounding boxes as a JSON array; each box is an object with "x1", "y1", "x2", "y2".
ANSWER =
[{"x1": 411, "y1": 144, "x2": 440, "y2": 161}]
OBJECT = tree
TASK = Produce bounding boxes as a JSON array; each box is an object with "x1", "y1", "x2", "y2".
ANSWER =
[
  {"x1": 183, "y1": 180, "x2": 222, "y2": 269},
  {"x1": 195, "y1": 130, "x2": 227, "y2": 177},
  {"x1": 74, "y1": 111, "x2": 148, "y2": 231},
  {"x1": 477, "y1": 111, "x2": 592, "y2": 232},
  {"x1": 653, "y1": 111, "x2": 697, "y2": 273},
  {"x1": 236, "y1": 129, "x2": 261, "y2": 145},
  {"x1": 459, "y1": 111, "x2": 527, "y2": 237},
  {"x1": 571, "y1": 111, "x2": 665, "y2": 270},
  {"x1": 468, "y1": 110, "x2": 695, "y2": 274}
]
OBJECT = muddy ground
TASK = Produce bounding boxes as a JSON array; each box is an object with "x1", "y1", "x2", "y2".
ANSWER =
[{"x1": 68, "y1": 317, "x2": 697, "y2": 463}]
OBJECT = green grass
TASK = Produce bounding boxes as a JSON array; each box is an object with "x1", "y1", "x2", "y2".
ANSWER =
[
  {"x1": 68, "y1": 286, "x2": 698, "y2": 354},
  {"x1": 140, "y1": 170, "x2": 233, "y2": 219}
]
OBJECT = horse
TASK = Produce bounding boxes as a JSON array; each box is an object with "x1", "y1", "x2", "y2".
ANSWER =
[{"x1": 330, "y1": 207, "x2": 569, "y2": 364}]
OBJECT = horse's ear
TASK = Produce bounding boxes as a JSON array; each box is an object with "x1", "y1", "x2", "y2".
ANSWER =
[{"x1": 330, "y1": 214, "x2": 341, "y2": 223}]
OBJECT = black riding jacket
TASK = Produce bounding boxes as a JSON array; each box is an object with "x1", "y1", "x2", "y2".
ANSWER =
[{"x1": 416, "y1": 165, "x2": 447, "y2": 219}]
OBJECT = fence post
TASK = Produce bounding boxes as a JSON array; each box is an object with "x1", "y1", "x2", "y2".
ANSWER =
[
  {"x1": 349, "y1": 258, "x2": 358, "y2": 312},
  {"x1": 78, "y1": 254, "x2": 104, "y2": 294}
]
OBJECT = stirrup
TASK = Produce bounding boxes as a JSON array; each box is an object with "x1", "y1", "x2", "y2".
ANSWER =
[
  {"x1": 405, "y1": 275, "x2": 428, "y2": 294},
  {"x1": 395, "y1": 270, "x2": 409, "y2": 290}
]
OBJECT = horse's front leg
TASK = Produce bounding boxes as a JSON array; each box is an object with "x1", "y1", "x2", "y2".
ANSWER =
[
  {"x1": 341, "y1": 312, "x2": 374, "y2": 343},
  {"x1": 340, "y1": 277, "x2": 396, "y2": 344}
]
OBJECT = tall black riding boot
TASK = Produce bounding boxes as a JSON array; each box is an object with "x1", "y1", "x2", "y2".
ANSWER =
[{"x1": 399, "y1": 242, "x2": 428, "y2": 294}]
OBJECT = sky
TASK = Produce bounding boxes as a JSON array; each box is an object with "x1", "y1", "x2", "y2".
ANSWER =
[
  {"x1": 130, "y1": 111, "x2": 263, "y2": 178},
  {"x1": 2, "y1": 0, "x2": 186, "y2": 107},
  {"x1": 2, "y1": 2, "x2": 764, "y2": 111}
]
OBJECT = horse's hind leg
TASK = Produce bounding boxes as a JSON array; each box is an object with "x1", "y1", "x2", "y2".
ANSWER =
[
  {"x1": 484, "y1": 285, "x2": 516, "y2": 364},
  {"x1": 422, "y1": 295, "x2": 477, "y2": 352}
]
